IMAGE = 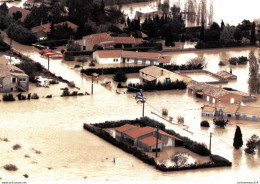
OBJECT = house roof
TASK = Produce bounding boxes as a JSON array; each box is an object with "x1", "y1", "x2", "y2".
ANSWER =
[
  {"x1": 122, "y1": 51, "x2": 160, "y2": 60},
  {"x1": 216, "y1": 71, "x2": 237, "y2": 80},
  {"x1": 202, "y1": 105, "x2": 215, "y2": 113},
  {"x1": 96, "y1": 50, "x2": 122, "y2": 58},
  {"x1": 31, "y1": 21, "x2": 78, "y2": 34},
  {"x1": 157, "y1": 55, "x2": 172, "y2": 63},
  {"x1": 189, "y1": 83, "x2": 230, "y2": 98},
  {"x1": 123, "y1": 126, "x2": 155, "y2": 139},
  {"x1": 143, "y1": 75, "x2": 156, "y2": 82},
  {"x1": 229, "y1": 90, "x2": 250, "y2": 97},
  {"x1": 139, "y1": 136, "x2": 162, "y2": 147},
  {"x1": 115, "y1": 124, "x2": 137, "y2": 133},
  {"x1": 8, "y1": 6, "x2": 30, "y2": 22},
  {"x1": 237, "y1": 106, "x2": 260, "y2": 116},
  {"x1": 0, "y1": 63, "x2": 28, "y2": 78},
  {"x1": 140, "y1": 66, "x2": 172, "y2": 78},
  {"x1": 219, "y1": 103, "x2": 240, "y2": 114},
  {"x1": 83, "y1": 33, "x2": 144, "y2": 47},
  {"x1": 158, "y1": 130, "x2": 183, "y2": 141}
]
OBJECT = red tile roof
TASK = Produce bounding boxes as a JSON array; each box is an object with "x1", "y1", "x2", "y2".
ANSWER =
[
  {"x1": 123, "y1": 126, "x2": 155, "y2": 139},
  {"x1": 122, "y1": 50, "x2": 160, "y2": 60},
  {"x1": 158, "y1": 130, "x2": 183, "y2": 141},
  {"x1": 8, "y1": 6, "x2": 30, "y2": 22},
  {"x1": 96, "y1": 50, "x2": 122, "y2": 58},
  {"x1": 237, "y1": 106, "x2": 260, "y2": 116},
  {"x1": 115, "y1": 124, "x2": 137, "y2": 133},
  {"x1": 139, "y1": 136, "x2": 162, "y2": 146}
]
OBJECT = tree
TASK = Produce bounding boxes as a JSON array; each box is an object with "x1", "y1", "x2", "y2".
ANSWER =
[
  {"x1": 250, "y1": 21, "x2": 256, "y2": 45},
  {"x1": 93, "y1": 44, "x2": 103, "y2": 51},
  {"x1": 50, "y1": 4, "x2": 62, "y2": 23},
  {"x1": 113, "y1": 70, "x2": 127, "y2": 82},
  {"x1": 0, "y1": 2, "x2": 8, "y2": 17},
  {"x1": 165, "y1": 33, "x2": 174, "y2": 46},
  {"x1": 233, "y1": 126, "x2": 243, "y2": 149},
  {"x1": 213, "y1": 118, "x2": 229, "y2": 128},
  {"x1": 220, "y1": 24, "x2": 235, "y2": 45},
  {"x1": 234, "y1": 28, "x2": 243, "y2": 41},
  {"x1": 66, "y1": 41, "x2": 81, "y2": 51},
  {"x1": 248, "y1": 51, "x2": 260, "y2": 94},
  {"x1": 245, "y1": 134, "x2": 259, "y2": 154},
  {"x1": 221, "y1": 20, "x2": 225, "y2": 30},
  {"x1": 171, "y1": 152, "x2": 188, "y2": 167},
  {"x1": 12, "y1": 11, "x2": 22, "y2": 21},
  {"x1": 24, "y1": 4, "x2": 49, "y2": 28}
]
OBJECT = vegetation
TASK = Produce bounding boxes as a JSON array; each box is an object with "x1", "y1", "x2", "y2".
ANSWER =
[
  {"x1": 13, "y1": 144, "x2": 21, "y2": 150},
  {"x1": 248, "y1": 51, "x2": 260, "y2": 95},
  {"x1": 3, "y1": 164, "x2": 18, "y2": 171},
  {"x1": 113, "y1": 71, "x2": 127, "y2": 82},
  {"x1": 200, "y1": 120, "x2": 210, "y2": 127},
  {"x1": 171, "y1": 152, "x2": 188, "y2": 167},
  {"x1": 177, "y1": 116, "x2": 184, "y2": 123},
  {"x1": 16, "y1": 59, "x2": 43, "y2": 82},
  {"x1": 229, "y1": 56, "x2": 248, "y2": 65},
  {"x1": 213, "y1": 118, "x2": 229, "y2": 128},
  {"x1": 127, "y1": 80, "x2": 187, "y2": 92},
  {"x1": 7, "y1": 23, "x2": 37, "y2": 45},
  {"x1": 31, "y1": 93, "x2": 39, "y2": 99},
  {"x1": 66, "y1": 41, "x2": 81, "y2": 52},
  {"x1": 162, "y1": 108, "x2": 168, "y2": 116},
  {"x1": 2, "y1": 94, "x2": 15, "y2": 101},
  {"x1": 245, "y1": 134, "x2": 259, "y2": 154},
  {"x1": 233, "y1": 126, "x2": 243, "y2": 149}
]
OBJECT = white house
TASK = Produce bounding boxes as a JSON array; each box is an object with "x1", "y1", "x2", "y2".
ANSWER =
[
  {"x1": 0, "y1": 56, "x2": 29, "y2": 93},
  {"x1": 93, "y1": 50, "x2": 174, "y2": 65}
]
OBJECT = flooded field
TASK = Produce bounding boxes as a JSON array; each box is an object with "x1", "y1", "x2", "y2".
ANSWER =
[{"x1": 0, "y1": 35, "x2": 260, "y2": 182}]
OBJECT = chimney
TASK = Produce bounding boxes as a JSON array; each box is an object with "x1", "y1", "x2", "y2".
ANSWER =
[{"x1": 161, "y1": 70, "x2": 163, "y2": 75}]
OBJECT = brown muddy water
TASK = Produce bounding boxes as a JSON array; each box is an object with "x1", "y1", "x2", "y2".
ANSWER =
[{"x1": 0, "y1": 36, "x2": 260, "y2": 182}]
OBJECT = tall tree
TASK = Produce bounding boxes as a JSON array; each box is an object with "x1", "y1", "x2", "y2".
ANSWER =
[
  {"x1": 250, "y1": 21, "x2": 256, "y2": 45},
  {"x1": 233, "y1": 126, "x2": 243, "y2": 149},
  {"x1": 248, "y1": 51, "x2": 260, "y2": 94}
]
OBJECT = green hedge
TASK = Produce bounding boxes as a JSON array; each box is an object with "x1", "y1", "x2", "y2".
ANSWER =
[
  {"x1": 37, "y1": 39, "x2": 68, "y2": 47},
  {"x1": 0, "y1": 41, "x2": 10, "y2": 51},
  {"x1": 127, "y1": 80, "x2": 187, "y2": 92},
  {"x1": 64, "y1": 51, "x2": 93, "y2": 57},
  {"x1": 81, "y1": 64, "x2": 203, "y2": 76}
]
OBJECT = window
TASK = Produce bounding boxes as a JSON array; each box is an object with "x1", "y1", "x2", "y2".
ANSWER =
[
  {"x1": 11, "y1": 88, "x2": 14, "y2": 92},
  {"x1": 207, "y1": 96, "x2": 209, "y2": 102},
  {"x1": 230, "y1": 98, "x2": 234, "y2": 103},
  {"x1": 12, "y1": 78, "x2": 16, "y2": 83},
  {"x1": 83, "y1": 46, "x2": 86, "y2": 50},
  {"x1": 165, "y1": 78, "x2": 171, "y2": 84},
  {"x1": 19, "y1": 78, "x2": 26, "y2": 82},
  {"x1": 212, "y1": 98, "x2": 215, "y2": 104}
]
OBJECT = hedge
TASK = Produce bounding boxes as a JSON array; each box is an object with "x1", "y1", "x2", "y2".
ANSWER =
[
  {"x1": 0, "y1": 41, "x2": 10, "y2": 51},
  {"x1": 64, "y1": 51, "x2": 93, "y2": 57},
  {"x1": 127, "y1": 80, "x2": 187, "y2": 92},
  {"x1": 81, "y1": 64, "x2": 203, "y2": 76},
  {"x1": 37, "y1": 39, "x2": 68, "y2": 47},
  {"x1": 83, "y1": 117, "x2": 232, "y2": 171}
]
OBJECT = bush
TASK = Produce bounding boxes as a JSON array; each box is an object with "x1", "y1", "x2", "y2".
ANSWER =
[
  {"x1": 245, "y1": 134, "x2": 259, "y2": 154},
  {"x1": 113, "y1": 70, "x2": 127, "y2": 82},
  {"x1": 66, "y1": 41, "x2": 81, "y2": 51},
  {"x1": 229, "y1": 56, "x2": 248, "y2": 65},
  {"x1": 7, "y1": 23, "x2": 37, "y2": 45},
  {"x1": 218, "y1": 61, "x2": 225, "y2": 66},
  {"x1": 13, "y1": 144, "x2": 21, "y2": 150},
  {"x1": 189, "y1": 142, "x2": 211, "y2": 156},
  {"x1": 3, "y1": 164, "x2": 18, "y2": 171},
  {"x1": 127, "y1": 80, "x2": 187, "y2": 92},
  {"x1": 61, "y1": 88, "x2": 70, "y2": 96},
  {"x1": 162, "y1": 108, "x2": 168, "y2": 116},
  {"x1": 177, "y1": 116, "x2": 185, "y2": 123},
  {"x1": 210, "y1": 155, "x2": 231, "y2": 164},
  {"x1": 2, "y1": 93, "x2": 15, "y2": 101},
  {"x1": 31, "y1": 93, "x2": 39, "y2": 99},
  {"x1": 200, "y1": 120, "x2": 210, "y2": 127},
  {"x1": 74, "y1": 64, "x2": 81, "y2": 68},
  {"x1": 77, "y1": 56, "x2": 88, "y2": 63},
  {"x1": 213, "y1": 118, "x2": 229, "y2": 128}
]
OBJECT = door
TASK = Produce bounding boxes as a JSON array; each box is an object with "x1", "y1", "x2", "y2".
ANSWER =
[
  {"x1": 252, "y1": 116, "x2": 257, "y2": 121},
  {"x1": 142, "y1": 59, "x2": 146, "y2": 65},
  {"x1": 242, "y1": 114, "x2": 247, "y2": 120},
  {"x1": 236, "y1": 114, "x2": 240, "y2": 120},
  {"x1": 134, "y1": 59, "x2": 138, "y2": 64}
]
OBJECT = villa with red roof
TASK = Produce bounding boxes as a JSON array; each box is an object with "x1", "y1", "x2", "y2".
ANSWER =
[
  {"x1": 115, "y1": 124, "x2": 183, "y2": 152},
  {"x1": 140, "y1": 66, "x2": 192, "y2": 84},
  {"x1": 77, "y1": 33, "x2": 145, "y2": 51},
  {"x1": 93, "y1": 50, "x2": 174, "y2": 65},
  {"x1": 31, "y1": 21, "x2": 78, "y2": 40}
]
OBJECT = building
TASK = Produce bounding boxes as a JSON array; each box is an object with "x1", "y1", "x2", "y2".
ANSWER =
[
  {"x1": 8, "y1": 6, "x2": 30, "y2": 22},
  {"x1": 188, "y1": 82, "x2": 254, "y2": 104},
  {"x1": 93, "y1": 50, "x2": 173, "y2": 65},
  {"x1": 115, "y1": 124, "x2": 183, "y2": 152},
  {"x1": 0, "y1": 56, "x2": 29, "y2": 93},
  {"x1": 139, "y1": 66, "x2": 192, "y2": 84},
  {"x1": 77, "y1": 33, "x2": 144, "y2": 51},
  {"x1": 31, "y1": 21, "x2": 78, "y2": 40},
  {"x1": 215, "y1": 71, "x2": 237, "y2": 80},
  {"x1": 202, "y1": 103, "x2": 260, "y2": 121}
]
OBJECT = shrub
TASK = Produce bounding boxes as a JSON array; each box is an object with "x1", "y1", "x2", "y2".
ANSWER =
[
  {"x1": 189, "y1": 142, "x2": 211, "y2": 156},
  {"x1": 245, "y1": 134, "x2": 259, "y2": 154},
  {"x1": 210, "y1": 155, "x2": 230, "y2": 164},
  {"x1": 162, "y1": 108, "x2": 168, "y2": 116},
  {"x1": 13, "y1": 144, "x2": 21, "y2": 150},
  {"x1": 2, "y1": 93, "x2": 15, "y2": 101},
  {"x1": 74, "y1": 64, "x2": 81, "y2": 68},
  {"x1": 31, "y1": 93, "x2": 39, "y2": 99},
  {"x1": 213, "y1": 118, "x2": 229, "y2": 128},
  {"x1": 17, "y1": 93, "x2": 26, "y2": 100},
  {"x1": 177, "y1": 116, "x2": 184, "y2": 123},
  {"x1": 229, "y1": 56, "x2": 248, "y2": 65},
  {"x1": 88, "y1": 61, "x2": 96, "y2": 67},
  {"x1": 61, "y1": 88, "x2": 70, "y2": 96},
  {"x1": 171, "y1": 152, "x2": 188, "y2": 167},
  {"x1": 49, "y1": 80, "x2": 59, "y2": 84},
  {"x1": 77, "y1": 55, "x2": 88, "y2": 62},
  {"x1": 233, "y1": 126, "x2": 243, "y2": 149},
  {"x1": 66, "y1": 41, "x2": 81, "y2": 52},
  {"x1": 200, "y1": 120, "x2": 210, "y2": 127},
  {"x1": 218, "y1": 61, "x2": 225, "y2": 66},
  {"x1": 113, "y1": 70, "x2": 127, "y2": 82},
  {"x1": 3, "y1": 164, "x2": 18, "y2": 171}
]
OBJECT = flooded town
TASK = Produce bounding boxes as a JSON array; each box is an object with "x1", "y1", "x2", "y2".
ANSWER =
[{"x1": 0, "y1": 0, "x2": 260, "y2": 183}]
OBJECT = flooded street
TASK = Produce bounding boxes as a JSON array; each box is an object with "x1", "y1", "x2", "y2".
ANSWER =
[
  {"x1": 0, "y1": 0, "x2": 259, "y2": 182},
  {"x1": 1, "y1": 35, "x2": 260, "y2": 181}
]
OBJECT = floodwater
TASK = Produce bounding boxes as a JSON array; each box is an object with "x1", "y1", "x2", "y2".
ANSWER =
[
  {"x1": 1, "y1": 34, "x2": 260, "y2": 182},
  {"x1": 121, "y1": 0, "x2": 260, "y2": 26}
]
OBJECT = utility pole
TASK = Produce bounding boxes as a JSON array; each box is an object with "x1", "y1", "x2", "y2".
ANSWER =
[
  {"x1": 47, "y1": 55, "x2": 50, "y2": 70},
  {"x1": 142, "y1": 99, "x2": 145, "y2": 117},
  {"x1": 155, "y1": 126, "x2": 159, "y2": 158},
  {"x1": 209, "y1": 132, "x2": 212, "y2": 153},
  {"x1": 91, "y1": 74, "x2": 94, "y2": 95}
]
